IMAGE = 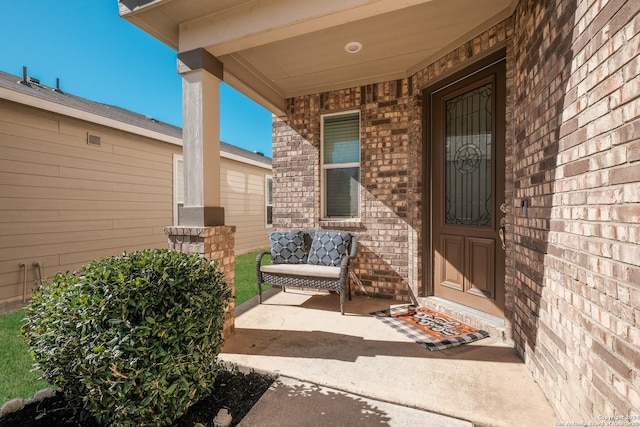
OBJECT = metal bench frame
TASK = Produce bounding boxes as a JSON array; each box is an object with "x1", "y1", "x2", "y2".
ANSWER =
[{"x1": 256, "y1": 231, "x2": 358, "y2": 315}]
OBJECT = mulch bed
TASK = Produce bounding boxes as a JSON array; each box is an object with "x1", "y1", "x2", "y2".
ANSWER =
[{"x1": 0, "y1": 368, "x2": 275, "y2": 427}]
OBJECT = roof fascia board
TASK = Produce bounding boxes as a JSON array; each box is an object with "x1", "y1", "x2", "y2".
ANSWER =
[
  {"x1": 0, "y1": 86, "x2": 183, "y2": 147},
  {"x1": 120, "y1": 1, "x2": 180, "y2": 49},
  {"x1": 178, "y1": 0, "x2": 435, "y2": 54},
  {"x1": 222, "y1": 55, "x2": 286, "y2": 116},
  {"x1": 118, "y1": 0, "x2": 174, "y2": 17}
]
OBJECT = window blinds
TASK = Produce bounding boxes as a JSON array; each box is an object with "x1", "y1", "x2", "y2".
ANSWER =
[{"x1": 323, "y1": 113, "x2": 360, "y2": 164}]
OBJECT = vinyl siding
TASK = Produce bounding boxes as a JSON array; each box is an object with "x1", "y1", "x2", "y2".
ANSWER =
[
  {"x1": 0, "y1": 99, "x2": 180, "y2": 305},
  {"x1": 220, "y1": 157, "x2": 271, "y2": 255}
]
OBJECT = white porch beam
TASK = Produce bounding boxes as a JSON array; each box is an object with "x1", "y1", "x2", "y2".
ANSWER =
[{"x1": 178, "y1": 0, "x2": 436, "y2": 55}]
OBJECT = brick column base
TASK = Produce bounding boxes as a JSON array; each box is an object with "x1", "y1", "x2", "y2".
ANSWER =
[{"x1": 164, "y1": 226, "x2": 236, "y2": 337}]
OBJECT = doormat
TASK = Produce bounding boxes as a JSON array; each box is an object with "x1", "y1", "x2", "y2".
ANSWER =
[{"x1": 371, "y1": 305, "x2": 490, "y2": 351}]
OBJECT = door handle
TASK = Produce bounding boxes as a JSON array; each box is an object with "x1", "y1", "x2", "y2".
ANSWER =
[{"x1": 499, "y1": 217, "x2": 506, "y2": 250}]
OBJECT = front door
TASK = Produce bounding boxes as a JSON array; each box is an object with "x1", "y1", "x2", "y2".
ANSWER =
[{"x1": 429, "y1": 57, "x2": 506, "y2": 317}]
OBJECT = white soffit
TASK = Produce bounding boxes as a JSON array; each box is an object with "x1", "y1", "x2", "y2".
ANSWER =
[
  {"x1": 122, "y1": 0, "x2": 515, "y2": 109},
  {"x1": 222, "y1": 0, "x2": 513, "y2": 98}
]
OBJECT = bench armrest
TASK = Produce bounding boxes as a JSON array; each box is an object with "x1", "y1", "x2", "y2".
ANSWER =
[
  {"x1": 340, "y1": 236, "x2": 358, "y2": 269},
  {"x1": 348, "y1": 235, "x2": 358, "y2": 260},
  {"x1": 256, "y1": 251, "x2": 270, "y2": 272},
  {"x1": 256, "y1": 250, "x2": 270, "y2": 265}
]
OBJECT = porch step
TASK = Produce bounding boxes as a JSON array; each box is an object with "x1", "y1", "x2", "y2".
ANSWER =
[{"x1": 417, "y1": 297, "x2": 513, "y2": 346}]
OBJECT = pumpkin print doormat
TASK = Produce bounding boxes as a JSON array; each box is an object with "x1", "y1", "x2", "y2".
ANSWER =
[{"x1": 371, "y1": 305, "x2": 490, "y2": 351}]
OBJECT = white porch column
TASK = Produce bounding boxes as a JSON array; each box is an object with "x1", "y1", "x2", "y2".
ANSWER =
[
  {"x1": 170, "y1": 48, "x2": 235, "y2": 337},
  {"x1": 177, "y1": 48, "x2": 225, "y2": 226}
]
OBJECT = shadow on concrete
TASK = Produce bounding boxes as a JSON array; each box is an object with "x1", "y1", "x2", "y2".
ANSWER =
[
  {"x1": 239, "y1": 380, "x2": 393, "y2": 427},
  {"x1": 238, "y1": 376, "x2": 475, "y2": 427},
  {"x1": 224, "y1": 325, "x2": 521, "y2": 363}
]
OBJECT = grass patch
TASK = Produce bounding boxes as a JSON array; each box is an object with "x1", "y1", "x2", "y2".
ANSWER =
[
  {"x1": 0, "y1": 309, "x2": 50, "y2": 403},
  {"x1": 235, "y1": 249, "x2": 270, "y2": 306},
  {"x1": 0, "y1": 249, "x2": 270, "y2": 403}
]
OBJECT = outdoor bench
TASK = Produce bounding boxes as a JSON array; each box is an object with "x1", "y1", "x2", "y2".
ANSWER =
[{"x1": 256, "y1": 229, "x2": 358, "y2": 315}]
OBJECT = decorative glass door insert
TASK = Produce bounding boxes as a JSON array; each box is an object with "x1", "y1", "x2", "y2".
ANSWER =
[
  {"x1": 444, "y1": 83, "x2": 492, "y2": 226},
  {"x1": 429, "y1": 56, "x2": 506, "y2": 317}
]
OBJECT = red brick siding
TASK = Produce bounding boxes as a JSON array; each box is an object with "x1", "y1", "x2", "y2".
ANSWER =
[
  {"x1": 511, "y1": 0, "x2": 640, "y2": 420},
  {"x1": 272, "y1": 0, "x2": 640, "y2": 419},
  {"x1": 273, "y1": 85, "x2": 417, "y2": 300},
  {"x1": 272, "y1": 108, "x2": 319, "y2": 230},
  {"x1": 272, "y1": 20, "x2": 511, "y2": 302}
]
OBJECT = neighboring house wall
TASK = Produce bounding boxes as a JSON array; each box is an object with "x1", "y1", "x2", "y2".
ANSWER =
[
  {"x1": 273, "y1": 0, "x2": 639, "y2": 421},
  {"x1": 175, "y1": 154, "x2": 272, "y2": 255},
  {"x1": 220, "y1": 157, "x2": 271, "y2": 254},
  {"x1": 0, "y1": 95, "x2": 273, "y2": 307},
  {"x1": 0, "y1": 98, "x2": 180, "y2": 306}
]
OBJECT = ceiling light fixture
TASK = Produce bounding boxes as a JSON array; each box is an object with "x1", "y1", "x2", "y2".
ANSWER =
[{"x1": 344, "y1": 41, "x2": 363, "y2": 54}]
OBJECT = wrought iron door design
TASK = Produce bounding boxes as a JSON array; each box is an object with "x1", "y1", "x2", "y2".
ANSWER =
[
  {"x1": 445, "y1": 83, "x2": 492, "y2": 226},
  {"x1": 430, "y1": 59, "x2": 506, "y2": 317}
]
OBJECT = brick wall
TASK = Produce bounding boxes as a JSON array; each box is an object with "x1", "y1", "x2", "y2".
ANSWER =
[
  {"x1": 272, "y1": 0, "x2": 640, "y2": 419},
  {"x1": 273, "y1": 86, "x2": 417, "y2": 300},
  {"x1": 272, "y1": 17, "x2": 512, "y2": 304},
  {"x1": 511, "y1": 0, "x2": 640, "y2": 420}
]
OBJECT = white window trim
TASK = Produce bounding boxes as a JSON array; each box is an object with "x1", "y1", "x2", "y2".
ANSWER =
[
  {"x1": 265, "y1": 175, "x2": 273, "y2": 228},
  {"x1": 320, "y1": 110, "x2": 361, "y2": 220},
  {"x1": 173, "y1": 154, "x2": 183, "y2": 226}
]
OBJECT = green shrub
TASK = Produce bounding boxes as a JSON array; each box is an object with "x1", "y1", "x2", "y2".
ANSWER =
[{"x1": 25, "y1": 249, "x2": 232, "y2": 427}]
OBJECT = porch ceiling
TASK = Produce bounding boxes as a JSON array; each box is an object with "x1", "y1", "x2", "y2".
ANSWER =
[{"x1": 119, "y1": 0, "x2": 516, "y2": 115}]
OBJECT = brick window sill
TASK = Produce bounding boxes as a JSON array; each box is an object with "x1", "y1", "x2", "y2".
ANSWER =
[{"x1": 318, "y1": 218, "x2": 364, "y2": 230}]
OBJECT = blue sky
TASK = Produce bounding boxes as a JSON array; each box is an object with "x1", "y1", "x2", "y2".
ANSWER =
[{"x1": 0, "y1": 0, "x2": 273, "y2": 157}]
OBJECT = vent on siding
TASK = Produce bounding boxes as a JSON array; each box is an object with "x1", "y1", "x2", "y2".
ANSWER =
[{"x1": 87, "y1": 133, "x2": 101, "y2": 146}]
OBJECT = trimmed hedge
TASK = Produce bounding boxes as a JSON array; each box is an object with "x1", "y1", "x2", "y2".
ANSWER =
[{"x1": 25, "y1": 249, "x2": 231, "y2": 427}]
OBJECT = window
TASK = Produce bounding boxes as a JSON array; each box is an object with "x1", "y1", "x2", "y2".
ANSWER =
[
  {"x1": 174, "y1": 155, "x2": 184, "y2": 225},
  {"x1": 322, "y1": 111, "x2": 360, "y2": 218},
  {"x1": 266, "y1": 176, "x2": 273, "y2": 227}
]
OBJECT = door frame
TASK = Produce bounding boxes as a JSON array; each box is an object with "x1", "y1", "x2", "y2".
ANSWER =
[{"x1": 421, "y1": 48, "x2": 507, "y2": 302}]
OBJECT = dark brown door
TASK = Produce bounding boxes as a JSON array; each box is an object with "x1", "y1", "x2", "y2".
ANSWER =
[{"x1": 430, "y1": 58, "x2": 506, "y2": 317}]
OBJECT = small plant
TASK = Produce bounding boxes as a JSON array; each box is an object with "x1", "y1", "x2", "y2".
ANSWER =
[{"x1": 24, "y1": 249, "x2": 232, "y2": 427}]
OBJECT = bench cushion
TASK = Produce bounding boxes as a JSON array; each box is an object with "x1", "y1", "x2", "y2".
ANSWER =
[
  {"x1": 269, "y1": 230, "x2": 308, "y2": 264},
  {"x1": 307, "y1": 230, "x2": 351, "y2": 267},
  {"x1": 260, "y1": 263, "x2": 341, "y2": 279}
]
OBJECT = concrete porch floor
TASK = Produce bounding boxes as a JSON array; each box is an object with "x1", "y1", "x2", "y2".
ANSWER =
[{"x1": 220, "y1": 288, "x2": 557, "y2": 427}]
